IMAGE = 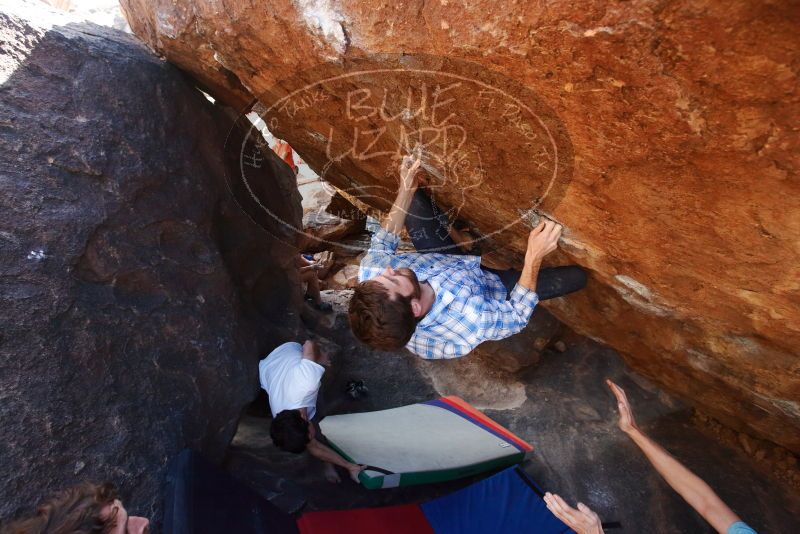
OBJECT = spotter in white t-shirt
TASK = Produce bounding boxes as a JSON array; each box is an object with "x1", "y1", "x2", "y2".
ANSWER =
[{"x1": 259, "y1": 341, "x2": 326, "y2": 419}]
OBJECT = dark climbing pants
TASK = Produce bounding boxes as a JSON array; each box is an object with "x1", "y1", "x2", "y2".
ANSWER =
[{"x1": 404, "y1": 189, "x2": 587, "y2": 300}]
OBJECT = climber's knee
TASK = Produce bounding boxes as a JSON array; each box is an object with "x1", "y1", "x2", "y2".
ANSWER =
[{"x1": 535, "y1": 265, "x2": 587, "y2": 300}]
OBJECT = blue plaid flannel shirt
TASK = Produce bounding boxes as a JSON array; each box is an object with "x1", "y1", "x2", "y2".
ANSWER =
[{"x1": 357, "y1": 228, "x2": 540, "y2": 359}]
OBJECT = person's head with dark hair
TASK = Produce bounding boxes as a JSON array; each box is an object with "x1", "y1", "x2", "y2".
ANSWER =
[
  {"x1": 2, "y1": 482, "x2": 149, "y2": 534},
  {"x1": 349, "y1": 267, "x2": 422, "y2": 351},
  {"x1": 270, "y1": 409, "x2": 312, "y2": 454}
]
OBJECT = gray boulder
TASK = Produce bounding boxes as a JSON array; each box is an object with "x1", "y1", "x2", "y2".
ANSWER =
[{"x1": 0, "y1": 0, "x2": 301, "y2": 523}]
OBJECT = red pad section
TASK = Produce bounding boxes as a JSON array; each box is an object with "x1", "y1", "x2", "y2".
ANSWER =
[
  {"x1": 441, "y1": 396, "x2": 533, "y2": 452},
  {"x1": 297, "y1": 503, "x2": 435, "y2": 534}
]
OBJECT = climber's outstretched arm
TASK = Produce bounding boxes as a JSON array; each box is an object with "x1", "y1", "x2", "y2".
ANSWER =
[
  {"x1": 607, "y1": 380, "x2": 749, "y2": 534},
  {"x1": 383, "y1": 152, "x2": 422, "y2": 236}
]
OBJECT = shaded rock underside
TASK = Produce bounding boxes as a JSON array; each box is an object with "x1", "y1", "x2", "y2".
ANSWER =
[{"x1": 120, "y1": 0, "x2": 800, "y2": 451}]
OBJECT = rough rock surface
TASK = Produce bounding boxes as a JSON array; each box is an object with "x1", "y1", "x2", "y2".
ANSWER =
[
  {"x1": 299, "y1": 179, "x2": 365, "y2": 250},
  {"x1": 330, "y1": 264, "x2": 359, "y2": 289},
  {"x1": 225, "y1": 291, "x2": 800, "y2": 533},
  {"x1": 0, "y1": 1, "x2": 301, "y2": 522},
  {"x1": 121, "y1": 0, "x2": 800, "y2": 451}
]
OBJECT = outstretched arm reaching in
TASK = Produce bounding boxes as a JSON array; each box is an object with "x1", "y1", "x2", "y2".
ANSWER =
[{"x1": 606, "y1": 380, "x2": 746, "y2": 534}]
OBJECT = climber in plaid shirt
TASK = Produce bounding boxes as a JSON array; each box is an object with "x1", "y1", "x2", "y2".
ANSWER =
[{"x1": 348, "y1": 153, "x2": 587, "y2": 359}]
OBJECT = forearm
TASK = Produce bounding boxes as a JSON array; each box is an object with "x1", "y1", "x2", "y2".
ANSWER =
[
  {"x1": 519, "y1": 219, "x2": 562, "y2": 291},
  {"x1": 518, "y1": 257, "x2": 542, "y2": 292},
  {"x1": 627, "y1": 429, "x2": 738, "y2": 533},
  {"x1": 383, "y1": 187, "x2": 416, "y2": 235},
  {"x1": 307, "y1": 439, "x2": 354, "y2": 469}
]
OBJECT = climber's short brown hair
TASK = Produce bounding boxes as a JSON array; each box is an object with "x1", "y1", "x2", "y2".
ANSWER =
[
  {"x1": 349, "y1": 280, "x2": 416, "y2": 350},
  {"x1": 2, "y1": 482, "x2": 120, "y2": 534}
]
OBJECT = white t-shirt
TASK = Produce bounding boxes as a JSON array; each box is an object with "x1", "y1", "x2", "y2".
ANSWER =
[{"x1": 259, "y1": 342, "x2": 325, "y2": 419}]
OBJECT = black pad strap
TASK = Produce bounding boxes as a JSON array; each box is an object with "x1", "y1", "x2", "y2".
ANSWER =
[
  {"x1": 514, "y1": 466, "x2": 624, "y2": 530},
  {"x1": 364, "y1": 465, "x2": 395, "y2": 475}
]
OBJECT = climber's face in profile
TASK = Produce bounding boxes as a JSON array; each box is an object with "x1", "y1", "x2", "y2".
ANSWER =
[{"x1": 373, "y1": 266, "x2": 421, "y2": 301}]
